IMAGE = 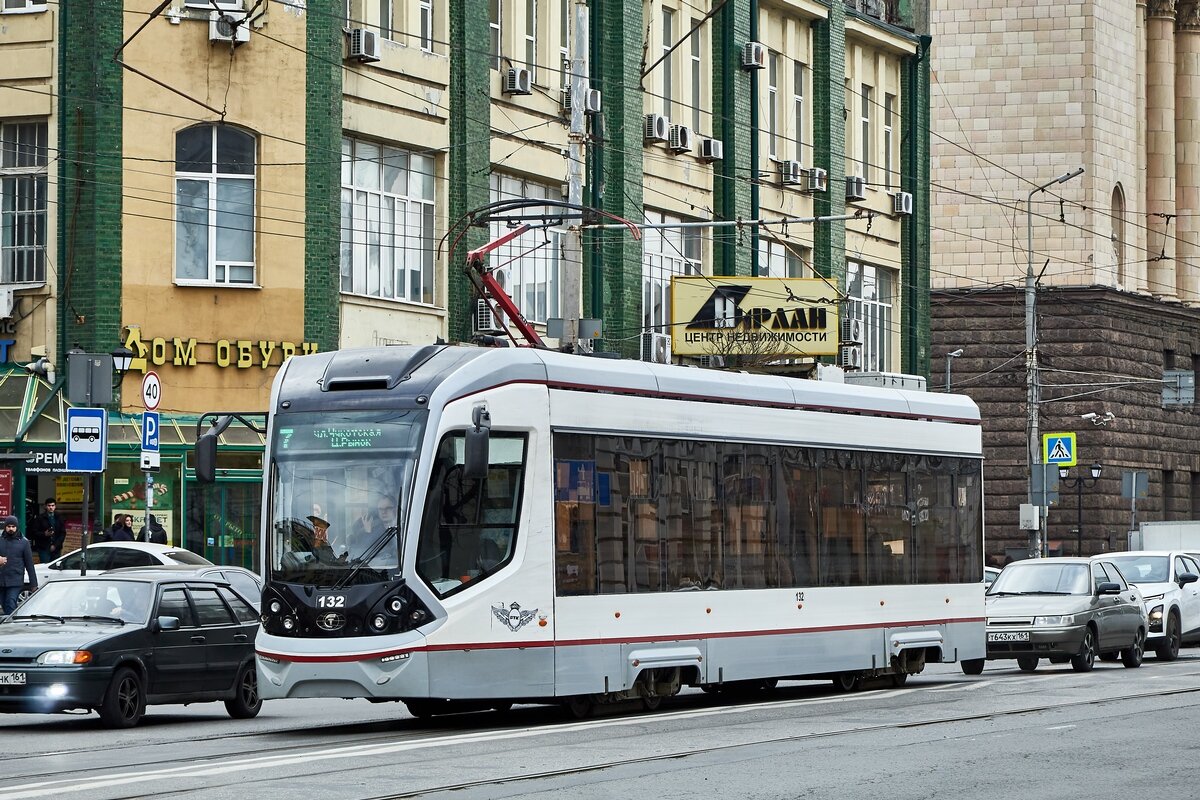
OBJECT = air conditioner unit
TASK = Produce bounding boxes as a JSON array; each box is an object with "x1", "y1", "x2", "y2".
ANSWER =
[
  {"x1": 668, "y1": 124, "x2": 694, "y2": 154},
  {"x1": 475, "y1": 299, "x2": 503, "y2": 333},
  {"x1": 741, "y1": 41, "x2": 767, "y2": 71},
  {"x1": 893, "y1": 191, "x2": 914, "y2": 216},
  {"x1": 504, "y1": 67, "x2": 533, "y2": 95},
  {"x1": 697, "y1": 354, "x2": 725, "y2": 368},
  {"x1": 840, "y1": 316, "x2": 864, "y2": 344},
  {"x1": 560, "y1": 87, "x2": 602, "y2": 115},
  {"x1": 644, "y1": 113, "x2": 670, "y2": 144},
  {"x1": 698, "y1": 138, "x2": 723, "y2": 163},
  {"x1": 640, "y1": 332, "x2": 672, "y2": 364},
  {"x1": 209, "y1": 10, "x2": 250, "y2": 44},
  {"x1": 805, "y1": 167, "x2": 828, "y2": 193},
  {"x1": 838, "y1": 344, "x2": 863, "y2": 370},
  {"x1": 348, "y1": 28, "x2": 381, "y2": 62},
  {"x1": 846, "y1": 174, "x2": 867, "y2": 201},
  {"x1": 779, "y1": 160, "x2": 803, "y2": 186}
]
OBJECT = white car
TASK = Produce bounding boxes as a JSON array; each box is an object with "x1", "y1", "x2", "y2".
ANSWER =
[
  {"x1": 1098, "y1": 551, "x2": 1200, "y2": 660},
  {"x1": 35, "y1": 542, "x2": 213, "y2": 584}
]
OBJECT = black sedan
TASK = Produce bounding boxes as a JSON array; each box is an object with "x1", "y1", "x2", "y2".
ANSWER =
[{"x1": 0, "y1": 575, "x2": 261, "y2": 728}]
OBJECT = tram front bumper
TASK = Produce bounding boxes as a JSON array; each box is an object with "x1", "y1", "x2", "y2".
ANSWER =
[{"x1": 256, "y1": 640, "x2": 425, "y2": 700}]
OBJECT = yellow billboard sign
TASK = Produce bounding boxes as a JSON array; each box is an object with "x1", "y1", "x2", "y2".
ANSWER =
[{"x1": 669, "y1": 277, "x2": 839, "y2": 357}]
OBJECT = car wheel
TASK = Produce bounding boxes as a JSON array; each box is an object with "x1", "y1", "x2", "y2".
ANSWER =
[
  {"x1": 98, "y1": 667, "x2": 145, "y2": 729},
  {"x1": 1155, "y1": 613, "x2": 1181, "y2": 661},
  {"x1": 961, "y1": 658, "x2": 985, "y2": 676},
  {"x1": 832, "y1": 672, "x2": 863, "y2": 692},
  {"x1": 1016, "y1": 656, "x2": 1039, "y2": 672},
  {"x1": 224, "y1": 663, "x2": 262, "y2": 719},
  {"x1": 1122, "y1": 628, "x2": 1145, "y2": 668},
  {"x1": 1071, "y1": 628, "x2": 1096, "y2": 672}
]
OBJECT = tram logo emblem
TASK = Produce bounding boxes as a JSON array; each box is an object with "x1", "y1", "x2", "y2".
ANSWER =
[
  {"x1": 492, "y1": 602, "x2": 537, "y2": 632},
  {"x1": 316, "y1": 612, "x2": 346, "y2": 631}
]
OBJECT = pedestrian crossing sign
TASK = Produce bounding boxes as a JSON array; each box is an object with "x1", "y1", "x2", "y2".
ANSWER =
[{"x1": 1042, "y1": 432, "x2": 1077, "y2": 467}]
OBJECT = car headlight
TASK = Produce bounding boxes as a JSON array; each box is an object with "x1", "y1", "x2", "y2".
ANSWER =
[
  {"x1": 1149, "y1": 605, "x2": 1164, "y2": 622},
  {"x1": 36, "y1": 650, "x2": 92, "y2": 665},
  {"x1": 1142, "y1": 593, "x2": 1165, "y2": 602},
  {"x1": 1034, "y1": 615, "x2": 1076, "y2": 626}
]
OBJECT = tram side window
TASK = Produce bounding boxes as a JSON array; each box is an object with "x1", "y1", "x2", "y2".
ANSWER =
[
  {"x1": 954, "y1": 463, "x2": 983, "y2": 582},
  {"x1": 553, "y1": 433, "x2": 599, "y2": 596},
  {"x1": 819, "y1": 449, "x2": 865, "y2": 586},
  {"x1": 778, "y1": 447, "x2": 820, "y2": 587},
  {"x1": 415, "y1": 432, "x2": 527, "y2": 597},
  {"x1": 911, "y1": 458, "x2": 955, "y2": 583},
  {"x1": 863, "y1": 453, "x2": 911, "y2": 585}
]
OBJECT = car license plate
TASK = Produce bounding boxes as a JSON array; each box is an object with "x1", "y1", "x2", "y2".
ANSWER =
[
  {"x1": 987, "y1": 631, "x2": 1030, "y2": 643},
  {"x1": 0, "y1": 672, "x2": 26, "y2": 686}
]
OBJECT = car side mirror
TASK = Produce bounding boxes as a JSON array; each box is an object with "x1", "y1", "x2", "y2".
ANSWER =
[
  {"x1": 49, "y1": 562, "x2": 61, "y2": 570},
  {"x1": 1180, "y1": 573, "x2": 1199, "y2": 586},
  {"x1": 1097, "y1": 582, "x2": 1121, "y2": 595},
  {"x1": 153, "y1": 616, "x2": 181, "y2": 633}
]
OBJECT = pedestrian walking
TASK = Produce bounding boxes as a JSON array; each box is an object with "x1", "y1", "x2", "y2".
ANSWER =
[
  {"x1": 109, "y1": 514, "x2": 135, "y2": 542},
  {"x1": 139, "y1": 514, "x2": 168, "y2": 545},
  {"x1": 29, "y1": 497, "x2": 66, "y2": 563},
  {"x1": 0, "y1": 515, "x2": 37, "y2": 615}
]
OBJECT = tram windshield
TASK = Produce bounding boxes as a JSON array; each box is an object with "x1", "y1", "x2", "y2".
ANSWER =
[{"x1": 266, "y1": 410, "x2": 426, "y2": 586}]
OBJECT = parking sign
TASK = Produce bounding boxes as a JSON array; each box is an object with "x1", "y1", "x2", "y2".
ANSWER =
[{"x1": 65, "y1": 407, "x2": 108, "y2": 473}]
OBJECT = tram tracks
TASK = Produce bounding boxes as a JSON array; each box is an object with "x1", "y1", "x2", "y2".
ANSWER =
[{"x1": 5, "y1": 679, "x2": 1200, "y2": 800}]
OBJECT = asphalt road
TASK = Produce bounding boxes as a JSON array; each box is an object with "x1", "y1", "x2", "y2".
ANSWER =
[{"x1": 2, "y1": 653, "x2": 1198, "y2": 799}]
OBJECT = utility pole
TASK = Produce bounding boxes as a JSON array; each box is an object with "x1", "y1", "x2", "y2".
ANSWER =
[
  {"x1": 1025, "y1": 166, "x2": 1083, "y2": 557},
  {"x1": 561, "y1": 0, "x2": 589, "y2": 351}
]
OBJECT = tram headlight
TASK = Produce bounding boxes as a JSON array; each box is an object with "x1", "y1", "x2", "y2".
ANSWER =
[
  {"x1": 269, "y1": 600, "x2": 282, "y2": 614},
  {"x1": 282, "y1": 616, "x2": 297, "y2": 632},
  {"x1": 370, "y1": 614, "x2": 389, "y2": 632},
  {"x1": 387, "y1": 596, "x2": 407, "y2": 615},
  {"x1": 409, "y1": 609, "x2": 428, "y2": 625}
]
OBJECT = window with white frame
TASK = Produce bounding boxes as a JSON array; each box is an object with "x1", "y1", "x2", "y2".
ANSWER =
[
  {"x1": 340, "y1": 137, "x2": 436, "y2": 304},
  {"x1": 525, "y1": 0, "x2": 538, "y2": 81},
  {"x1": 643, "y1": 210, "x2": 701, "y2": 335},
  {"x1": 489, "y1": 0, "x2": 502, "y2": 70},
  {"x1": 1, "y1": 121, "x2": 48, "y2": 285},
  {"x1": 845, "y1": 260, "x2": 894, "y2": 372},
  {"x1": 758, "y1": 240, "x2": 807, "y2": 279},
  {"x1": 767, "y1": 52, "x2": 779, "y2": 160},
  {"x1": 793, "y1": 60, "x2": 805, "y2": 164},
  {"x1": 1, "y1": 0, "x2": 49, "y2": 12},
  {"x1": 489, "y1": 173, "x2": 562, "y2": 324},
  {"x1": 690, "y1": 18, "x2": 702, "y2": 132},
  {"x1": 419, "y1": 0, "x2": 434, "y2": 51},
  {"x1": 559, "y1": 0, "x2": 570, "y2": 87},
  {"x1": 884, "y1": 93, "x2": 895, "y2": 190},
  {"x1": 860, "y1": 84, "x2": 872, "y2": 183},
  {"x1": 175, "y1": 124, "x2": 256, "y2": 285},
  {"x1": 662, "y1": 7, "x2": 675, "y2": 118},
  {"x1": 379, "y1": 0, "x2": 395, "y2": 41}
]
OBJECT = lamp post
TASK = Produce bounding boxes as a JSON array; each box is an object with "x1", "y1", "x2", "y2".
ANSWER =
[
  {"x1": 1059, "y1": 463, "x2": 1103, "y2": 557},
  {"x1": 944, "y1": 348, "x2": 963, "y2": 392},
  {"x1": 1026, "y1": 166, "x2": 1084, "y2": 558}
]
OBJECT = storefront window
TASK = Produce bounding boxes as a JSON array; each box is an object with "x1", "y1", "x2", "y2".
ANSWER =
[{"x1": 184, "y1": 479, "x2": 261, "y2": 570}]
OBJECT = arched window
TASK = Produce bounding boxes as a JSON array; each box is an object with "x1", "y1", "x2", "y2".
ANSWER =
[
  {"x1": 175, "y1": 124, "x2": 256, "y2": 285},
  {"x1": 1111, "y1": 184, "x2": 1126, "y2": 286}
]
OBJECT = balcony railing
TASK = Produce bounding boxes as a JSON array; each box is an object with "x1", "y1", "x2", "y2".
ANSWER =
[{"x1": 843, "y1": 0, "x2": 914, "y2": 31}]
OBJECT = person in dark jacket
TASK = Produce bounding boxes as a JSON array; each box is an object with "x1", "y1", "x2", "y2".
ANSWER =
[
  {"x1": 29, "y1": 497, "x2": 67, "y2": 563},
  {"x1": 109, "y1": 514, "x2": 135, "y2": 542},
  {"x1": 0, "y1": 515, "x2": 37, "y2": 615},
  {"x1": 138, "y1": 514, "x2": 168, "y2": 545}
]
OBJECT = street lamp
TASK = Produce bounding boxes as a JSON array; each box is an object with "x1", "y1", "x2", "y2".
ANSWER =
[
  {"x1": 944, "y1": 348, "x2": 963, "y2": 392},
  {"x1": 1026, "y1": 166, "x2": 1084, "y2": 557},
  {"x1": 1059, "y1": 463, "x2": 1103, "y2": 557},
  {"x1": 111, "y1": 346, "x2": 134, "y2": 374}
]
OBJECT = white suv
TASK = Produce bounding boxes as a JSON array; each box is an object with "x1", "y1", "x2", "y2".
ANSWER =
[{"x1": 1100, "y1": 551, "x2": 1200, "y2": 660}]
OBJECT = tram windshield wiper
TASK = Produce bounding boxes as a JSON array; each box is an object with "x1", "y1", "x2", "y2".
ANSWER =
[{"x1": 333, "y1": 526, "x2": 399, "y2": 590}]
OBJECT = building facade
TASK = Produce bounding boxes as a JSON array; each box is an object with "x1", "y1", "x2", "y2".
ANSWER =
[
  {"x1": 929, "y1": 0, "x2": 1200, "y2": 561},
  {"x1": 0, "y1": 0, "x2": 932, "y2": 566}
]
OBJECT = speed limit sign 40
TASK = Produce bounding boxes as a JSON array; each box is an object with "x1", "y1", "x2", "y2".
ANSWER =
[{"x1": 141, "y1": 371, "x2": 162, "y2": 411}]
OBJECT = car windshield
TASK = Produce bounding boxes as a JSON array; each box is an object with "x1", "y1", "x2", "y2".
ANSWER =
[
  {"x1": 11, "y1": 580, "x2": 154, "y2": 625},
  {"x1": 267, "y1": 409, "x2": 426, "y2": 587},
  {"x1": 1105, "y1": 555, "x2": 1169, "y2": 583},
  {"x1": 988, "y1": 562, "x2": 1091, "y2": 595}
]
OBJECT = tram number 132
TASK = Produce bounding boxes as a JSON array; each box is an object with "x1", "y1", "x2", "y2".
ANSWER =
[{"x1": 317, "y1": 595, "x2": 347, "y2": 608}]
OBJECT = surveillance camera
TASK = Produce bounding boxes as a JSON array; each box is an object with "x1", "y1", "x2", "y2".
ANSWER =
[
  {"x1": 947, "y1": 348, "x2": 964, "y2": 358},
  {"x1": 1081, "y1": 412, "x2": 1098, "y2": 420}
]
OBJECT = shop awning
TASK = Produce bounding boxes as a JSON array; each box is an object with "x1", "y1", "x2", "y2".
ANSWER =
[{"x1": 0, "y1": 369, "x2": 266, "y2": 450}]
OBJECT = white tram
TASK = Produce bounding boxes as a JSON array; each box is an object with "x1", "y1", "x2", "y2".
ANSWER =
[{"x1": 247, "y1": 346, "x2": 986, "y2": 716}]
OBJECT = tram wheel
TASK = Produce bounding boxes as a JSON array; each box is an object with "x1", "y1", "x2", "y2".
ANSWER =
[
  {"x1": 890, "y1": 672, "x2": 909, "y2": 687},
  {"x1": 563, "y1": 696, "x2": 594, "y2": 720},
  {"x1": 831, "y1": 672, "x2": 863, "y2": 693}
]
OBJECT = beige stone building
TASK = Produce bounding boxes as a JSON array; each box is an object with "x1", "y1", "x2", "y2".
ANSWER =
[{"x1": 929, "y1": 0, "x2": 1200, "y2": 559}]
